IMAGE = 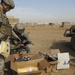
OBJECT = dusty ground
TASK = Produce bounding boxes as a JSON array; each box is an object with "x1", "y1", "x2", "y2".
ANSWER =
[{"x1": 25, "y1": 25, "x2": 75, "y2": 75}]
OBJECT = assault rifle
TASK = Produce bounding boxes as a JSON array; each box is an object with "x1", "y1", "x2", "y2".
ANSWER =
[{"x1": 10, "y1": 35, "x2": 34, "y2": 54}]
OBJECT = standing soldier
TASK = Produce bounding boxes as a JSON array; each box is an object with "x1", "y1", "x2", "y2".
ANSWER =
[{"x1": 0, "y1": 0, "x2": 15, "y2": 74}]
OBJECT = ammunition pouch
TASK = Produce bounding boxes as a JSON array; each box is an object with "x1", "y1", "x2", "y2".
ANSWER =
[{"x1": 0, "y1": 25, "x2": 12, "y2": 36}]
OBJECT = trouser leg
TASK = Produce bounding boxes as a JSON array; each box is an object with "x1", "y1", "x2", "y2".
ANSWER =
[
  {"x1": 25, "y1": 45, "x2": 31, "y2": 53},
  {"x1": 0, "y1": 56, "x2": 5, "y2": 75}
]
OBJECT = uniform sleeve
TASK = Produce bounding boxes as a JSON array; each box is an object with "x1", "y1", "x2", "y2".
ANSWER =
[
  {"x1": 0, "y1": 7, "x2": 2, "y2": 23},
  {"x1": 0, "y1": 7, "x2": 9, "y2": 26},
  {"x1": 22, "y1": 32, "x2": 31, "y2": 42}
]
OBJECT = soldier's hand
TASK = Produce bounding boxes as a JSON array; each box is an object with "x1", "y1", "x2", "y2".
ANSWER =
[
  {"x1": 30, "y1": 43, "x2": 34, "y2": 45},
  {"x1": 18, "y1": 43, "x2": 24, "y2": 46}
]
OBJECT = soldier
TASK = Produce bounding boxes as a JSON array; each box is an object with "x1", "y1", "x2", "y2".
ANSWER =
[
  {"x1": 10, "y1": 23, "x2": 32, "y2": 54},
  {"x1": 0, "y1": 0, "x2": 15, "y2": 26},
  {"x1": 0, "y1": 0, "x2": 15, "y2": 74}
]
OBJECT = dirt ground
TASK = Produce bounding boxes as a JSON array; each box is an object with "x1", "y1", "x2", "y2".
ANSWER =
[{"x1": 25, "y1": 25, "x2": 75, "y2": 75}]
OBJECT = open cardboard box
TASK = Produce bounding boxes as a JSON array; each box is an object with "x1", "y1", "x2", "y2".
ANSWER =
[
  {"x1": 10, "y1": 53, "x2": 50, "y2": 75},
  {"x1": 5, "y1": 53, "x2": 42, "y2": 62}
]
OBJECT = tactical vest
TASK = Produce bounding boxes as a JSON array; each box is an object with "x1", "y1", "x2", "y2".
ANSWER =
[{"x1": 0, "y1": 6, "x2": 12, "y2": 36}]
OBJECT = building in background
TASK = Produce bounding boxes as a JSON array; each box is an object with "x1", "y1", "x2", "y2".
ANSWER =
[{"x1": 8, "y1": 16, "x2": 19, "y2": 27}]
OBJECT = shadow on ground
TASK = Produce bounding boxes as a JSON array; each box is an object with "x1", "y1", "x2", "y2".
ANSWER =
[{"x1": 49, "y1": 40, "x2": 75, "y2": 57}]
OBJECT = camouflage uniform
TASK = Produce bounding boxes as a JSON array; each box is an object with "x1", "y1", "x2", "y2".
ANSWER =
[
  {"x1": 0, "y1": 0, "x2": 15, "y2": 74},
  {"x1": 0, "y1": 4, "x2": 9, "y2": 39},
  {"x1": 0, "y1": 4, "x2": 8, "y2": 75},
  {"x1": 10, "y1": 23, "x2": 32, "y2": 54}
]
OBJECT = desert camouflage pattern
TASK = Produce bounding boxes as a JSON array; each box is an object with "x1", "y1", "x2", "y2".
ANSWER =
[{"x1": 2, "y1": 0, "x2": 15, "y2": 9}]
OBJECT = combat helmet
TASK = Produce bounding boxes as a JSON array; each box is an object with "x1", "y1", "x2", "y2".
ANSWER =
[
  {"x1": 13, "y1": 23, "x2": 25, "y2": 33},
  {"x1": 2, "y1": 0, "x2": 15, "y2": 9}
]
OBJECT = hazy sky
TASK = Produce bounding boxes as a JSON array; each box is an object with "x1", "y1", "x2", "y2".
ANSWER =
[{"x1": 7, "y1": 0, "x2": 75, "y2": 23}]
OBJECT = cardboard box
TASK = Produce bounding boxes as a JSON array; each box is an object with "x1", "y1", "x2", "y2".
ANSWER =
[
  {"x1": 8, "y1": 53, "x2": 42, "y2": 62},
  {"x1": 12, "y1": 70, "x2": 45, "y2": 75},
  {"x1": 46, "y1": 67, "x2": 51, "y2": 73},
  {"x1": 50, "y1": 49, "x2": 70, "y2": 70},
  {"x1": 11, "y1": 54, "x2": 50, "y2": 75},
  {"x1": 45, "y1": 49, "x2": 60, "y2": 73}
]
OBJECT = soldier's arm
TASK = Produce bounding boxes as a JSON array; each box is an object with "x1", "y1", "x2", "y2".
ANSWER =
[
  {"x1": 10, "y1": 42, "x2": 24, "y2": 50},
  {"x1": 22, "y1": 32, "x2": 32, "y2": 42}
]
